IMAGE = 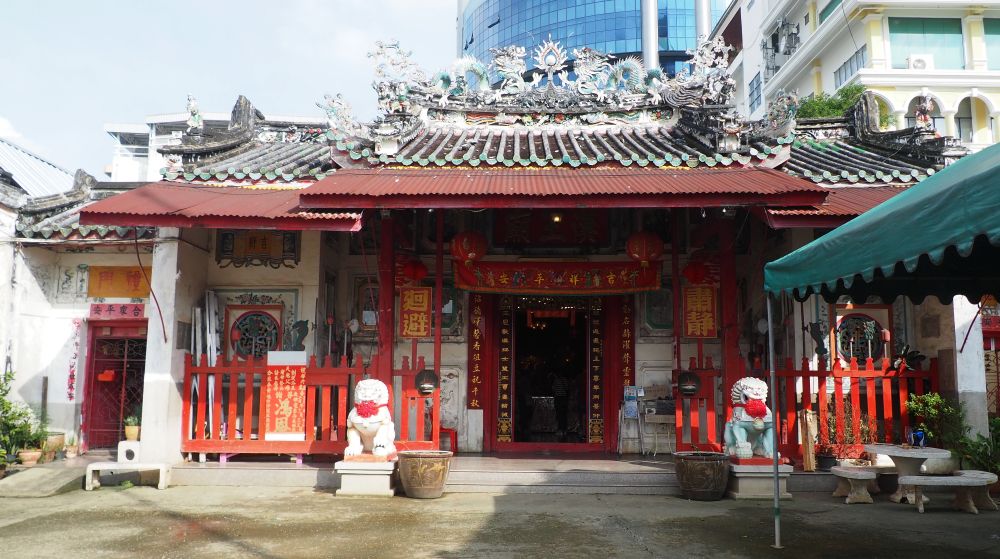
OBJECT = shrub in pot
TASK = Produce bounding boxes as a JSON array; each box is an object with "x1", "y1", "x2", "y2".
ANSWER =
[
  {"x1": 64, "y1": 434, "x2": 79, "y2": 459},
  {"x1": 958, "y1": 417, "x2": 1000, "y2": 493},
  {"x1": 906, "y1": 392, "x2": 967, "y2": 474},
  {"x1": 124, "y1": 415, "x2": 140, "y2": 441}
]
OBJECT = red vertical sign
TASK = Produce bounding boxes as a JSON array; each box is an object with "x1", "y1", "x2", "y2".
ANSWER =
[{"x1": 467, "y1": 294, "x2": 486, "y2": 409}]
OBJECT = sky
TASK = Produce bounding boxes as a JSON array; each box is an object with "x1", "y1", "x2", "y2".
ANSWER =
[{"x1": 0, "y1": 0, "x2": 457, "y2": 176}]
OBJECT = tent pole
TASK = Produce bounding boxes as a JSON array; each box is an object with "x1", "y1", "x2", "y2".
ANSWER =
[{"x1": 767, "y1": 294, "x2": 783, "y2": 549}]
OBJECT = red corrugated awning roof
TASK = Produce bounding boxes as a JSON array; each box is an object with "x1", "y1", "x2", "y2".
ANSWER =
[
  {"x1": 762, "y1": 185, "x2": 906, "y2": 228},
  {"x1": 300, "y1": 166, "x2": 826, "y2": 209},
  {"x1": 79, "y1": 182, "x2": 362, "y2": 231}
]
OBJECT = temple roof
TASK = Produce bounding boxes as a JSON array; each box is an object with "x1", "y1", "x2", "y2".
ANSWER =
[
  {"x1": 143, "y1": 39, "x2": 970, "y2": 222},
  {"x1": 15, "y1": 174, "x2": 155, "y2": 241}
]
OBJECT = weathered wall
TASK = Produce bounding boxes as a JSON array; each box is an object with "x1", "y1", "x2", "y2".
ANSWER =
[{"x1": 10, "y1": 245, "x2": 152, "y2": 440}]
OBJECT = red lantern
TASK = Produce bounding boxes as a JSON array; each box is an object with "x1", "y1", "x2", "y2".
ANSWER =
[
  {"x1": 400, "y1": 259, "x2": 428, "y2": 284},
  {"x1": 451, "y1": 231, "x2": 488, "y2": 266},
  {"x1": 682, "y1": 261, "x2": 709, "y2": 284},
  {"x1": 625, "y1": 231, "x2": 664, "y2": 267}
]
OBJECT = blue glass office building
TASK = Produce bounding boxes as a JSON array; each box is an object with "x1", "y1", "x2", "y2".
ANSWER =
[{"x1": 460, "y1": 0, "x2": 726, "y2": 75}]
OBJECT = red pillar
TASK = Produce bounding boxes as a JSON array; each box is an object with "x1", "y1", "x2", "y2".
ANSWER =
[
  {"x1": 718, "y1": 217, "x2": 741, "y2": 421},
  {"x1": 377, "y1": 213, "x2": 395, "y2": 384}
]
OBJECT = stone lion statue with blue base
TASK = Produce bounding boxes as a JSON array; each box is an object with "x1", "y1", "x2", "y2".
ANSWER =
[{"x1": 723, "y1": 377, "x2": 775, "y2": 459}]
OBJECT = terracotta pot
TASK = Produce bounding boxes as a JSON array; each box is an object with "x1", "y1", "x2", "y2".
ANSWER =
[
  {"x1": 124, "y1": 426, "x2": 140, "y2": 441},
  {"x1": 397, "y1": 450, "x2": 453, "y2": 499},
  {"x1": 989, "y1": 480, "x2": 1000, "y2": 496},
  {"x1": 65, "y1": 446, "x2": 79, "y2": 459},
  {"x1": 674, "y1": 451, "x2": 730, "y2": 501},
  {"x1": 17, "y1": 450, "x2": 42, "y2": 467},
  {"x1": 44, "y1": 433, "x2": 65, "y2": 452}
]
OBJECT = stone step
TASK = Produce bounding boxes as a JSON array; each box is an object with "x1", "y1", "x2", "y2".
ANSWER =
[
  {"x1": 447, "y1": 469, "x2": 675, "y2": 486},
  {"x1": 445, "y1": 483, "x2": 680, "y2": 495}
]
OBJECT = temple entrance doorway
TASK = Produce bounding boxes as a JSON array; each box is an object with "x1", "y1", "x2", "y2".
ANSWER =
[{"x1": 512, "y1": 297, "x2": 589, "y2": 444}]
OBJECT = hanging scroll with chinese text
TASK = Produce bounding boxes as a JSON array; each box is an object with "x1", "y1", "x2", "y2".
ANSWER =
[
  {"x1": 588, "y1": 298, "x2": 604, "y2": 444},
  {"x1": 682, "y1": 285, "x2": 718, "y2": 338},
  {"x1": 467, "y1": 294, "x2": 486, "y2": 409},
  {"x1": 455, "y1": 261, "x2": 660, "y2": 295},
  {"x1": 621, "y1": 298, "x2": 635, "y2": 387},
  {"x1": 497, "y1": 296, "x2": 513, "y2": 442}
]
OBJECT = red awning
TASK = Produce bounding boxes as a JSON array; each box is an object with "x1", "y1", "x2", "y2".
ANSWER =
[
  {"x1": 300, "y1": 166, "x2": 826, "y2": 209},
  {"x1": 79, "y1": 182, "x2": 362, "y2": 231},
  {"x1": 763, "y1": 186, "x2": 906, "y2": 228}
]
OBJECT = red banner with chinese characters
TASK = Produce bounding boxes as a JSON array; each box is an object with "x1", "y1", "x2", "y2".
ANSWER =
[
  {"x1": 264, "y1": 365, "x2": 307, "y2": 440},
  {"x1": 621, "y1": 298, "x2": 635, "y2": 386},
  {"x1": 455, "y1": 261, "x2": 660, "y2": 295},
  {"x1": 399, "y1": 287, "x2": 433, "y2": 338},
  {"x1": 682, "y1": 285, "x2": 718, "y2": 338},
  {"x1": 588, "y1": 298, "x2": 604, "y2": 444},
  {"x1": 467, "y1": 294, "x2": 486, "y2": 409},
  {"x1": 497, "y1": 296, "x2": 513, "y2": 442},
  {"x1": 89, "y1": 303, "x2": 145, "y2": 320}
]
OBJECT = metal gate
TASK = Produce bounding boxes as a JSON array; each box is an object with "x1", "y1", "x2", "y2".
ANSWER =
[{"x1": 85, "y1": 337, "x2": 147, "y2": 449}]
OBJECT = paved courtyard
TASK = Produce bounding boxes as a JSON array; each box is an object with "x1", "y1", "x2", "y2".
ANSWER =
[{"x1": 2, "y1": 485, "x2": 1000, "y2": 558}]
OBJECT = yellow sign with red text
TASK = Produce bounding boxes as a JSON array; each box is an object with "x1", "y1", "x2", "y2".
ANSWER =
[{"x1": 399, "y1": 287, "x2": 433, "y2": 338}]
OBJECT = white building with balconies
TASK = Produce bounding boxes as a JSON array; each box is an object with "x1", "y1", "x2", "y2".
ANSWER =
[{"x1": 713, "y1": 0, "x2": 1000, "y2": 149}]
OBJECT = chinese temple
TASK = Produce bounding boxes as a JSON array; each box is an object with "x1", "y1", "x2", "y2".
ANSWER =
[{"x1": 76, "y1": 38, "x2": 967, "y2": 461}]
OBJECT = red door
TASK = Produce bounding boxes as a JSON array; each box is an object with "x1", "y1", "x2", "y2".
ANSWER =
[{"x1": 82, "y1": 322, "x2": 147, "y2": 451}]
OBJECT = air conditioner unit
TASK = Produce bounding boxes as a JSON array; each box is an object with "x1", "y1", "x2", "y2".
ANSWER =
[{"x1": 906, "y1": 54, "x2": 935, "y2": 71}]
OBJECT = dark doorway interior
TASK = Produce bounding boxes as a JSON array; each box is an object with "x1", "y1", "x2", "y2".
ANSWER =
[{"x1": 513, "y1": 297, "x2": 588, "y2": 443}]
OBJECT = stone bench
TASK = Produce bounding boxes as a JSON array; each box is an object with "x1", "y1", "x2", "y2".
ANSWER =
[
  {"x1": 897, "y1": 474, "x2": 992, "y2": 514},
  {"x1": 956, "y1": 470, "x2": 999, "y2": 512},
  {"x1": 831, "y1": 466, "x2": 877, "y2": 504},
  {"x1": 85, "y1": 462, "x2": 170, "y2": 491}
]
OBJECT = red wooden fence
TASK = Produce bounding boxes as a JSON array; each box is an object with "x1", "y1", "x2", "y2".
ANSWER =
[
  {"x1": 181, "y1": 354, "x2": 440, "y2": 459},
  {"x1": 672, "y1": 357, "x2": 938, "y2": 461},
  {"x1": 773, "y1": 356, "x2": 938, "y2": 460},
  {"x1": 674, "y1": 367, "x2": 723, "y2": 452}
]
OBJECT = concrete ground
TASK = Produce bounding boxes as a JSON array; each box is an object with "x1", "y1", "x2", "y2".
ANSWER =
[{"x1": 1, "y1": 485, "x2": 999, "y2": 558}]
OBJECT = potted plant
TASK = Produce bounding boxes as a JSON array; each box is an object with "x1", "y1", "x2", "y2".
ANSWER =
[
  {"x1": 64, "y1": 434, "x2": 79, "y2": 459},
  {"x1": 16, "y1": 422, "x2": 46, "y2": 467},
  {"x1": 958, "y1": 417, "x2": 1000, "y2": 494},
  {"x1": 906, "y1": 392, "x2": 967, "y2": 474},
  {"x1": 0, "y1": 368, "x2": 30, "y2": 465},
  {"x1": 816, "y1": 445, "x2": 839, "y2": 471},
  {"x1": 124, "y1": 415, "x2": 140, "y2": 441}
]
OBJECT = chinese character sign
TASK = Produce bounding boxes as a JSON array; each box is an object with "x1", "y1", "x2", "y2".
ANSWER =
[
  {"x1": 682, "y1": 285, "x2": 718, "y2": 338},
  {"x1": 621, "y1": 299, "x2": 635, "y2": 387},
  {"x1": 89, "y1": 303, "x2": 146, "y2": 320},
  {"x1": 467, "y1": 294, "x2": 486, "y2": 410},
  {"x1": 399, "y1": 287, "x2": 432, "y2": 338},
  {"x1": 497, "y1": 296, "x2": 513, "y2": 442},
  {"x1": 264, "y1": 365, "x2": 307, "y2": 441},
  {"x1": 87, "y1": 266, "x2": 151, "y2": 298},
  {"x1": 588, "y1": 298, "x2": 604, "y2": 444}
]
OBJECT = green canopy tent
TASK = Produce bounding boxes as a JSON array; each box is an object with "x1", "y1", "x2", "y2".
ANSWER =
[
  {"x1": 761, "y1": 142, "x2": 1000, "y2": 549},
  {"x1": 765, "y1": 142, "x2": 1000, "y2": 303}
]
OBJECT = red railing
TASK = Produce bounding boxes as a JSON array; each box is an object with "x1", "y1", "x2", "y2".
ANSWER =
[
  {"x1": 181, "y1": 354, "x2": 440, "y2": 458},
  {"x1": 771, "y1": 356, "x2": 939, "y2": 460},
  {"x1": 674, "y1": 360, "x2": 723, "y2": 452}
]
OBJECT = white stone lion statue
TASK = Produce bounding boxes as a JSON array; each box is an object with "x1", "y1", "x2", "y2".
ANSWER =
[
  {"x1": 723, "y1": 377, "x2": 775, "y2": 459},
  {"x1": 345, "y1": 379, "x2": 397, "y2": 457}
]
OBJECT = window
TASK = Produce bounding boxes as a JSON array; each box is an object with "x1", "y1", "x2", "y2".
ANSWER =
[
  {"x1": 818, "y1": 0, "x2": 842, "y2": 25},
  {"x1": 749, "y1": 73, "x2": 762, "y2": 112},
  {"x1": 835, "y1": 45, "x2": 867, "y2": 88},
  {"x1": 888, "y1": 18, "x2": 965, "y2": 70},
  {"x1": 986, "y1": 19, "x2": 1000, "y2": 70}
]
